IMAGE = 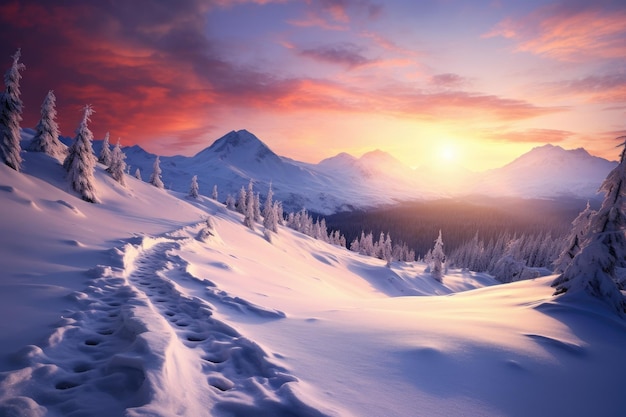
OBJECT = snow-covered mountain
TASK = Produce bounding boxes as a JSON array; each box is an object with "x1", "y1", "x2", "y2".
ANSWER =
[
  {"x1": 2, "y1": 134, "x2": 626, "y2": 417},
  {"x1": 475, "y1": 144, "x2": 616, "y2": 198},
  {"x1": 112, "y1": 131, "x2": 615, "y2": 214},
  {"x1": 118, "y1": 130, "x2": 436, "y2": 214}
]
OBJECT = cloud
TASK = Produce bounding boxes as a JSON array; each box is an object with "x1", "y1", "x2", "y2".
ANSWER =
[
  {"x1": 0, "y1": 0, "x2": 563, "y2": 156},
  {"x1": 481, "y1": 128, "x2": 575, "y2": 143},
  {"x1": 297, "y1": 43, "x2": 374, "y2": 68},
  {"x1": 550, "y1": 72, "x2": 626, "y2": 103},
  {"x1": 485, "y1": 2, "x2": 626, "y2": 61},
  {"x1": 288, "y1": 0, "x2": 382, "y2": 30},
  {"x1": 430, "y1": 73, "x2": 467, "y2": 89}
]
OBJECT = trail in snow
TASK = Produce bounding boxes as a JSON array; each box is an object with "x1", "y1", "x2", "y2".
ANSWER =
[{"x1": 0, "y1": 221, "x2": 328, "y2": 417}]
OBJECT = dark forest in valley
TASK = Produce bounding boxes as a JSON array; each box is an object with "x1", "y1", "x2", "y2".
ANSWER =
[{"x1": 320, "y1": 196, "x2": 596, "y2": 258}]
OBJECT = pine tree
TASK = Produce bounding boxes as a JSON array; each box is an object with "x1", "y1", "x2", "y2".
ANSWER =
[
  {"x1": 383, "y1": 233, "x2": 393, "y2": 267},
  {"x1": 149, "y1": 156, "x2": 164, "y2": 188},
  {"x1": 236, "y1": 186, "x2": 247, "y2": 214},
  {"x1": 552, "y1": 138, "x2": 626, "y2": 315},
  {"x1": 0, "y1": 49, "x2": 25, "y2": 171},
  {"x1": 98, "y1": 132, "x2": 112, "y2": 165},
  {"x1": 243, "y1": 180, "x2": 255, "y2": 230},
  {"x1": 64, "y1": 105, "x2": 98, "y2": 203},
  {"x1": 107, "y1": 138, "x2": 127, "y2": 186},
  {"x1": 431, "y1": 230, "x2": 445, "y2": 282},
  {"x1": 263, "y1": 183, "x2": 277, "y2": 233},
  {"x1": 189, "y1": 175, "x2": 199, "y2": 198},
  {"x1": 134, "y1": 167, "x2": 142, "y2": 180},
  {"x1": 28, "y1": 90, "x2": 65, "y2": 158},
  {"x1": 212, "y1": 184, "x2": 218, "y2": 201},
  {"x1": 226, "y1": 194, "x2": 236, "y2": 210},
  {"x1": 253, "y1": 192, "x2": 261, "y2": 221},
  {"x1": 553, "y1": 201, "x2": 596, "y2": 273}
]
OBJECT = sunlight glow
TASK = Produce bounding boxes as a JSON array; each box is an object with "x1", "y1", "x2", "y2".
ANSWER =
[{"x1": 439, "y1": 143, "x2": 457, "y2": 163}]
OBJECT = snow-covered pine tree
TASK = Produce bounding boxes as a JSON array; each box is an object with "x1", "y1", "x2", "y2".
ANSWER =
[
  {"x1": 0, "y1": 49, "x2": 25, "y2": 171},
  {"x1": 134, "y1": 167, "x2": 141, "y2": 180},
  {"x1": 64, "y1": 105, "x2": 99, "y2": 203},
  {"x1": 243, "y1": 180, "x2": 255, "y2": 230},
  {"x1": 226, "y1": 194, "x2": 236, "y2": 210},
  {"x1": 553, "y1": 201, "x2": 596, "y2": 273},
  {"x1": 383, "y1": 233, "x2": 393, "y2": 267},
  {"x1": 263, "y1": 183, "x2": 278, "y2": 233},
  {"x1": 107, "y1": 139, "x2": 126, "y2": 186},
  {"x1": 189, "y1": 175, "x2": 199, "y2": 199},
  {"x1": 98, "y1": 132, "x2": 112, "y2": 165},
  {"x1": 28, "y1": 90, "x2": 65, "y2": 158},
  {"x1": 350, "y1": 237, "x2": 360, "y2": 253},
  {"x1": 552, "y1": 138, "x2": 626, "y2": 315},
  {"x1": 212, "y1": 184, "x2": 218, "y2": 201},
  {"x1": 253, "y1": 192, "x2": 261, "y2": 222},
  {"x1": 236, "y1": 186, "x2": 247, "y2": 214},
  {"x1": 274, "y1": 201, "x2": 284, "y2": 225},
  {"x1": 431, "y1": 230, "x2": 445, "y2": 282},
  {"x1": 149, "y1": 156, "x2": 164, "y2": 188}
]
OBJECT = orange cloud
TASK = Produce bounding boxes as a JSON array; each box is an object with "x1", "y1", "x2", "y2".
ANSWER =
[
  {"x1": 481, "y1": 128, "x2": 575, "y2": 143},
  {"x1": 485, "y1": 3, "x2": 626, "y2": 61}
]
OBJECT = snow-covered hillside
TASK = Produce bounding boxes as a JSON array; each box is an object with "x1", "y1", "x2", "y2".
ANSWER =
[
  {"x1": 110, "y1": 131, "x2": 615, "y2": 214},
  {"x1": 1, "y1": 136, "x2": 625, "y2": 417}
]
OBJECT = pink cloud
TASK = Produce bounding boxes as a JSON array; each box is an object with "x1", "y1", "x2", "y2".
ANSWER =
[
  {"x1": 485, "y1": 3, "x2": 626, "y2": 61},
  {"x1": 481, "y1": 128, "x2": 575, "y2": 143}
]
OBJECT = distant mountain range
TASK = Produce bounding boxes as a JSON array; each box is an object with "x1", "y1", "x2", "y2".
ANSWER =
[{"x1": 86, "y1": 129, "x2": 616, "y2": 214}]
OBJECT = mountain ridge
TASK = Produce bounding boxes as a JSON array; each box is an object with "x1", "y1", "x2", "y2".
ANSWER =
[{"x1": 87, "y1": 130, "x2": 615, "y2": 214}]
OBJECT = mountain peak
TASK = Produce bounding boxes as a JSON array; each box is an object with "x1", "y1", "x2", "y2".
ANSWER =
[{"x1": 195, "y1": 130, "x2": 279, "y2": 163}]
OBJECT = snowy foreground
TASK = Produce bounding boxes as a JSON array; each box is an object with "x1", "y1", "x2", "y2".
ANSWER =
[{"x1": 1, "y1": 151, "x2": 625, "y2": 417}]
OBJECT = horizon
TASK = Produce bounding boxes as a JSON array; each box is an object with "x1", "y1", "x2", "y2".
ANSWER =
[{"x1": 2, "y1": 1, "x2": 625, "y2": 171}]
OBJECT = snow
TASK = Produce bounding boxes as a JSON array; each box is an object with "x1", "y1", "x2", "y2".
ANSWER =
[
  {"x1": 1, "y1": 135, "x2": 626, "y2": 416},
  {"x1": 111, "y1": 131, "x2": 615, "y2": 215}
]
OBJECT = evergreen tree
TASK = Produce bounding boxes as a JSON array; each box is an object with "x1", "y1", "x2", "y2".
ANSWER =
[
  {"x1": 552, "y1": 138, "x2": 626, "y2": 315},
  {"x1": 553, "y1": 201, "x2": 596, "y2": 273},
  {"x1": 107, "y1": 138, "x2": 126, "y2": 186},
  {"x1": 236, "y1": 186, "x2": 247, "y2": 214},
  {"x1": 243, "y1": 180, "x2": 255, "y2": 230},
  {"x1": 28, "y1": 90, "x2": 65, "y2": 158},
  {"x1": 64, "y1": 105, "x2": 98, "y2": 203},
  {"x1": 189, "y1": 175, "x2": 199, "y2": 198},
  {"x1": 226, "y1": 194, "x2": 236, "y2": 210},
  {"x1": 275, "y1": 201, "x2": 284, "y2": 225},
  {"x1": 263, "y1": 183, "x2": 278, "y2": 233},
  {"x1": 98, "y1": 132, "x2": 112, "y2": 165},
  {"x1": 134, "y1": 167, "x2": 142, "y2": 180},
  {"x1": 212, "y1": 184, "x2": 218, "y2": 201},
  {"x1": 0, "y1": 49, "x2": 25, "y2": 171},
  {"x1": 383, "y1": 233, "x2": 393, "y2": 267},
  {"x1": 431, "y1": 230, "x2": 445, "y2": 282},
  {"x1": 253, "y1": 192, "x2": 261, "y2": 221},
  {"x1": 149, "y1": 156, "x2": 164, "y2": 188}
]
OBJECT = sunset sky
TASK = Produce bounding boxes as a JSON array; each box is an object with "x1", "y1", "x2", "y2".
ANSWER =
[{"x1": 1, "y1": 0, "x2": 625, "y2": 171}]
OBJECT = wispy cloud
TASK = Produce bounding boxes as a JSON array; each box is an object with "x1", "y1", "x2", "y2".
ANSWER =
[
  {"x1": 548, "y1": 72, "x2": 626, "y2": 103},
  {"x1": 485, "y1": 2, "x2": 626, "y2": 61},
  {"x1": 297, "y1": 43, "x2": 374, "y2": 69},
  {"x1": 481, "y1": 128, "x2": 575, "y2": 143},
  {"x1": 430, "y1": 73, "x2": 468, "y2": 89}
]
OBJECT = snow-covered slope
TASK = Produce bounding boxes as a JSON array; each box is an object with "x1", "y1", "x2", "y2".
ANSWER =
[
  {"x1": 1, "y1": 135, "x2": 625, "y2": 417},
  {"x1": 475, "y1": 144, "x2": 616, "y2": 198}
]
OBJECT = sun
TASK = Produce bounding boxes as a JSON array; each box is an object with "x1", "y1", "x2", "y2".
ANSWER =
[{"x1": 439, "y1": 143, "x2": 457, "y2": 163}]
